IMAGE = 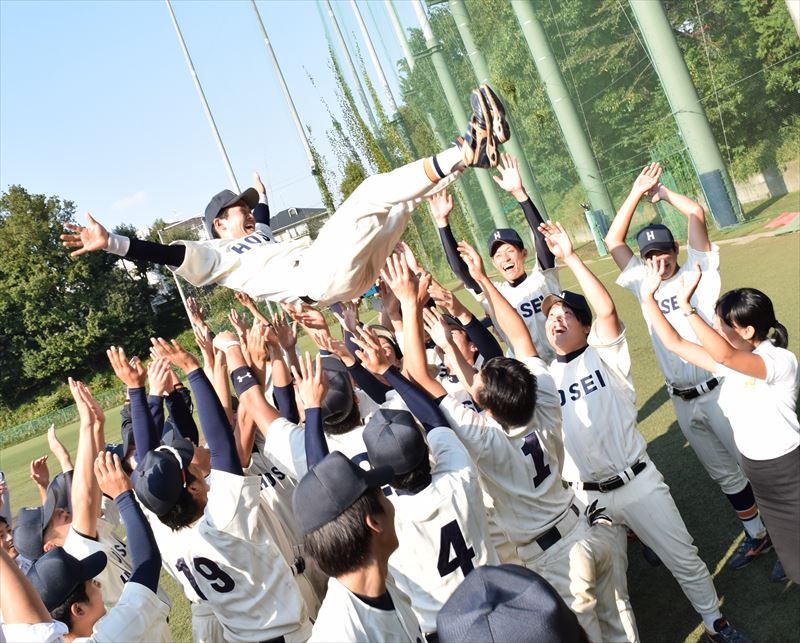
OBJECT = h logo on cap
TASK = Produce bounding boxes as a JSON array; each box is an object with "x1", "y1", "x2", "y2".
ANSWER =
[
  {"x1": 494, "y1": 231, "x2": 501, "y2": 240},
  {"x1": 646, "y1": 231, "x2": 655, "y2": 241}
]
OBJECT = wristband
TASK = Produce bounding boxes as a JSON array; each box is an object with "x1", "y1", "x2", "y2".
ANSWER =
[
  {"x1": 231, "y1": 366, "x2": 259, "y2": 396},
  {"x1": 105, "y1": 233, "x2": 131, "y2": 256},
  {"x1": 216, "y1": 339, "x2": 241, "y2": 352},
  {"x1": 682, "y1": 306, "x2": 697, "y2": 317}
]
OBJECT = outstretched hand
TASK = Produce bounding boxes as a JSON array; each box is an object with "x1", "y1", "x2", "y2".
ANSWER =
[
  {"x1": 94, "y1": 451, "x2": 132, "y2": 500},
  {"x1": 492, "y1": 153, "x2": 524, "y2": 195},
  {"x1": 679, "y1": 262, "x2": 703, "y2": 306},
  {"x1": 538, "y1": 221, "x2": 573, "y2": 260},
  {"x1": 457, "y1": 240, "x2": 486, "y2": 282},
  {"x1": 381, "y1": 253, "x2": 418, "y2": 306},
  {"x1": 60, "y1": 213, "x2": 109, "y2": 257},
  {"x1": 150, "y1": 338, "x2": 201, "y2": 374},
  {"x1": 641, "y1": 256, "x2": 669, "y2": 299},
  {"x1": 632, "y1": 162, "x2": 662, "y2": 198},
  {"x1": 422, "y1": 306, "x2": 452, "y2": 349},
  {"x1": 107, "y1": 347, "x2": 146, "y2": 388},
  {"x1": 253, "y1": 171, "x2": 266, "y2": 197},
  {"x1": 291, "y1": 352, "x2": 329, "y2": 409},
  {"x1": 30, "y1": 456, "x2": 50, "y2": 488},
  {"x1": 350, "y1": 326, "x2": 392, "y2": 375},
  {"x1": 427, "y1": 190, "x2": 454, "y2": 226}
]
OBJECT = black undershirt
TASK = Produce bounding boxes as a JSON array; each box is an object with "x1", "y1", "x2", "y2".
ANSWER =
[{"x1": 354, "y1": 591, "x2": 395, "y2": 611}]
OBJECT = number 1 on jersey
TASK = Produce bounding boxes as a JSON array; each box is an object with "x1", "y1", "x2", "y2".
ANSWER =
[
  {"x1": 437, "y1": 520, "x2": 476, "y2": 577},
  {"x1": 521, "y1": 432, "x2": 551, "y2": 487}
]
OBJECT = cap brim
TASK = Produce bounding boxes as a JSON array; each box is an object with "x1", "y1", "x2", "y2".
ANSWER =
[
  {"x1": 79, "y1": 550, "x2": 108, "y2": 582},
  {"x1": 361, "y1": 464, "x2": 395, "y2": 488},
  {"x1": 41, "y1": 482, "x2": 61, "y2": 529},
  {"x1": 640, "y1": 242, "x2": 676, "y2": 257},
  {"x1": 489, "y1": 239, "x2": 524, "y2": 256},
  {"x1": 541, "y1": 294, "x2": 564, "y2": 319}
]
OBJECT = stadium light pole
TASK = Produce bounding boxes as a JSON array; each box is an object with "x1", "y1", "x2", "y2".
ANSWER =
[
  {"x1": 410, "y1": 0, "x2": 508, "y2": 231},
  {"x1": 448, "y1": 0, "x2": 549, "y2": 224},
  {"x1": 165, "y1": 0, "x2": 240, "y2": 192},
  {"x1": 510, "y1": 0, "x2": 616, "y2": 226},
  {"x1": 629, "y1": 0, "x2": 741, "y2": 226}
]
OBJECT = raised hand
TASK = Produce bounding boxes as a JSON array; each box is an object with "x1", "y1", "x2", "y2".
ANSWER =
[
  {"x1": 228, "y1": 308, "x2": 249, "y2": 339},
  {"x1": 332, "y1": 300, "x2": 360, "y2": 334},
  {"x1": 253, "y1": 171, "x2": 266, "y2": 197},
  {"x1": 631, "y1": 162, "x2": 662, "y2": 198},
  {"x1": 457, "y1": 240, "x2": 487, "y2": 282},
  {"x1": 192, "y1": 320, "x2": 215, "y2": 362},
  {"x1": 60, "y1": 213, "x2": 109, "y2": 257},
  {"x1": 641, "y1": 256, "x2": 668, "y2": 299},
  {"x1": 313, "y1": 331, "x2": 355, "y2": 366},
  {"x1": 679, "y1": 263, "x2": 703, "y2": 307},
  {"x1": 186, "y1": 297, "x2": 205, "y2": 326},
  {"x1": 272, "y1": 311, "x2": 298, "y2": 352},
  {"x1": 234, "y1": 291, "x2": 256, "y2": 309},
  {"x1": 148, "y1": 357, "x2": 173, "y2": 397},
  {"x1": 428, "y1": 189, "x2": 454, "y2": 227},
  {"x1": 29, "y1": 456, "x2": 50, "y2": 488},
  {"x1": 47, "y1": 424, "x2": 73, "y2": 471},
  {"x1": 492, "y1": 153, "x2": 524, "y2": 195},
  {"x1": 350, "y1": 326, "x2": 392, "y2": 375},
  {"x1": 422, "y1": 306, "x2": 453, "y2": 349},
  {"x1": 93, "y1": 451, "x2": 132, "y2": 500},
  {"x1": 107, "y1": 347, "x2": 146, "y2": 388},
  {"x1": 395, "y1": 241, "x2": 422, "y2": 275},
  {"x1": 282, "y1": 303, "x2": 329, "y2": 332},
  {"x1": 246, "y1": 320, "x2": 269, "y2": 368},
  {"x1": 538, "y1": 221, "x2": 573, "y2": 260},
  {"x1": 150, "y1": 338, "x2": 201, "y2": 374},
  {"x1": 68, "y1": 377, "x2": 103, "y2": 426},
  {"x1": 291, "y1": 352, "x2": 329, "y2": 409},
  {"x1": 380, "y1": 253, "x2": 419, "y2": 306}
]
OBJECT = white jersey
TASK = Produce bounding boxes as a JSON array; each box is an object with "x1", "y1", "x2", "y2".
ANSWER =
[
  {"x1": 477, "y1": 268, "x2": 560, "y2": 362},
  {"x1": 310, "y1": 576, "x2": 423, "y2": 643},
  {"x1": 171, "y1": 232, "x2": 309, "y2": 306},
  {"x1": 388, "y1": 427, "x2": 499, "y2": 633},
  {"x1": 438, "y1": 357, "x2": 575, "y2": 562},
  {"x1": 549, "y1": 326, "x2": 647, "y2": 483},
  {"x1": 716, "y1": 340, "x2": 800, "y2": 460},
  {"x1": 151, "y1": 470, "x2": 310, "y2": 642},
  {"x1": 616, "y1": 245, "x2": 721, "y2": 387}
]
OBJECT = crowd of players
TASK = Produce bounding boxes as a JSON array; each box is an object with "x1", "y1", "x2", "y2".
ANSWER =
[{"x1": 0, "y1": 84, "x2": 797, "y2": 643}]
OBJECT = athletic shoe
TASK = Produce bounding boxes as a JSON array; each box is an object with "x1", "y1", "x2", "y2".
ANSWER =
[
  {"x1": 479, "y1": 83, "x2": 510, "y2": 143},
  {"x1": 770, "y1": 559, "x2": 787, "y2": 582},
  {"x1": 705, "y1": 617, "x2": 750, "y2": 643},
  {"x1": 641, "y1": 543, "x2": 663, "y2": 567},
  {"x1": 459, "y1": 117, "x2": 496, "y2": 169},
  {"x1": 727, "y1": 532, "x2": 772, "y2": 570}
]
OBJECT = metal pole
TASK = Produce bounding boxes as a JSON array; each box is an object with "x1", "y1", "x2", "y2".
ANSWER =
[
  {"x1": 250, "y1": 0, "x2": 315, "y2": 170},
  {"x1": 165, "y1": 0, "x2": 239, "y2": 192},
  {"x1": 411, "y1": 0, "x2": 508, "y2": 231},
  {"x1": 449, "y1": 0, "x2": 549, "y2": 222},
  {"x1": 628, "y1": 0, "x2": 741, "y2": 226},
  {"x1": 786, "y1": 0, "x2": 800, "y2": 38},
  {"x1": 350, "y1": 0, "x2": 399, "y2": 116},
  {"x1": 510, "y1": 0, "x2": 616, "y2": 223},
  {"x1": 385, "y1": 0, "x2": 415, "y2": 71},
  {"x1": 322, "y1": 0, "x2": 380, "y2": 133}
]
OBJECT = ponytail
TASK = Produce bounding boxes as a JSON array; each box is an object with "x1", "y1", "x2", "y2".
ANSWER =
[
  {"x1": 769, "y1": 320, "x2": 789, "y2": 349},
  {"x1": 716, "y1": 288, "x2": 785, "y2": 346}
]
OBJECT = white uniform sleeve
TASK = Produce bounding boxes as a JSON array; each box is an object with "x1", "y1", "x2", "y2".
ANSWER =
[
  {"x1": 521, "y1": 357, "x2": 562, "y2": 434},
  {"x1": 1, "y1": 621, "x2": 67, "y2": 643},
  {"x1": 438, "y1": 395, "x2": 493, "y2": 463},
  {"x1": 86, "y1": 582, "x2": 170, "y2": 643},
  {"x1": 263, "y1": 417, "x2": 308, "y2": 480},
  {"x1": 204, "y1": 470, "x2": 260, "y2": 540},
  {"x1": 687, "y1": 243, "x2": 720, "y2": 272},
  {"x1": 542, "y1": 266, "x2": 561, "y2": 293},
  {"x1": 615, "y1": 254, "x2": 647, "y2": 300},
  {"x1": 169, "y1": 240, "x2": 230, "y2": 287},
  {"x1": 760, "y1": 342, "x2": 798, "y2": 385},
  {"x1": 588, "y1": 323, "x2": 631, "y2": 380},
  {"x1": 427, "y1": 427, "x2": 473, "y2": 476}
]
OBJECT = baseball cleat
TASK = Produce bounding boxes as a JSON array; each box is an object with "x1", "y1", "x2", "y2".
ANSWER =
[
  {"x1": 468, "y1": 87, "x2": 498, "y2": 167},
  {"x1": 458, "y1": 117, "x2": 496, "y2": 169},
  {"x1": 705, "y1": 617, "x2": 750, "y2": 643},
  {"x1": 727, "y1": 532, "x2": 772, "y2": 570},
  {"x1": 479, "y1": 83, "x2": 510, "y2": 143},
  {"x1": 770, "y1": 559, "x2": 787, "y2": 582}
]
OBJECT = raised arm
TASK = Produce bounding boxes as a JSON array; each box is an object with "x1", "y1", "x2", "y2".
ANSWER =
[
  {"x1": 291, "y1": 353, "x2": 330, "y2": 468},
  {"x1": 605, "y1": 162, "x2": 662, "y2": 271},
  {"x1": 651, "y1": 184, "x2": 710, "y2": 252},
  {"x1": 108, "y1": 347, "x2": 157, "y2": 464},
  {"x1": 0, "y1": 547, "x2": 53, "y2": 626},
  {"x1": 429, "y1": 190, "x2": 482, "y2": 293},
  {"x1": 67, "y1": 378, "x2": 103, "y2": 538},
  {"x1": 423, "y1": 307, "x2": 479, "y2": 399},
  {"x1": 458, "y1": 240, "x2": 537, "y2": 359},
  {"x1": 253, "y1": 171, "x2": 271, "y2": 228}
]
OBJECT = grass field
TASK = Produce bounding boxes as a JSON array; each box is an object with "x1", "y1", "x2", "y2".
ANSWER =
[{"x1": 1, "y1": 226, "x2": 798, "y2": 641}]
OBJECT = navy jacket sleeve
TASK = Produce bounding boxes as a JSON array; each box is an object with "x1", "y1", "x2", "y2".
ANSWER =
[
  {"x1": 116, "y1": 490, "x2": 161, "y2": 592},
  {"x1": 187, "y1": 369, "x2": 242, "y2": 476},
  {"x1": 164, "y1": 389, "x2": 199, "y2": 445},
  {"x1": 438, "y1": 224, "x2": 482, "y2": 294},
  {"x1": 125, "y1": 238, "x2": 186, "y2": 267},
  {"x1": 464, "y1": 315, "x2": 503, "y2": 361},
  {"x1": 129, "y1": 387, "x2": 160, "y2": 463},
  {"x1": 519, "y1": 198, "x2": 555, "y2": 271},
  {"x1": 383, "y1": 367, "x2": 449, "y2": 433},
  {"x1": 303, "y1": 408, "x2": 329, "y2": 468}
]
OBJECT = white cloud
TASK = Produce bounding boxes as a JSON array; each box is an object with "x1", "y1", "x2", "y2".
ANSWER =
[{"x1": 111, "y1": 190, "x2": 147, "y2": 211}]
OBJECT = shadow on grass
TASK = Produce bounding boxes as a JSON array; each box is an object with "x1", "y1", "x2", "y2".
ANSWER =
[
  {"x1": 743, "y1": 194, "x2": 786, "y2": 221},
  {"x1": 636, "y1": 383, "x2": 670, "y2": 425}
]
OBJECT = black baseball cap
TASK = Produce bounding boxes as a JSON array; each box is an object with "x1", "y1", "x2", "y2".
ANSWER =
[
  {"x1": 13, "y1": 481, "x2": 62, "y2": 560},
  {"x1": 27, "y1": 547, "x2": 107, "y2": 612},
  {"x1": 541, "y1": 290, "x2": 593, "y2": 326},
  {"x1": 132, "y1": 437, "x2": 194, "y2": 517},
  {"x1": 636, "y1": 223, "x2": 676, "y2": 257},
  {"x1": 437, "y1": 564, "x2": 585, "y2": 643},
  {"x1": 441, "y1": 313, "x2": 467, "y2": 333},
  {"x1": 203, "y1": 188, "x2": 259, "y2": 238},
  {"x1": 364, "y1": 409, "x2": 427, "y2": 476},
  {"x1": 320, "y1": 356, "x2": 356, "y2": 427},
  {"x1": 488, "y1": 228, "x2": 524, "y2": 256},
  {"x1": 292, "y1": 451, "x2": 394, "y2": 536}
]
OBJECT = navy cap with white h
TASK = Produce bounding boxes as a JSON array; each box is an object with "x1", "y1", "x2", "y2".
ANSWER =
[
  {"x1": 636, "y1": 223, "x2": 676, "y2": 258},
  {"x1": 437, "y1": 564, "x2": 585, "y2": 643},
  {"x1": 541, "y1": 290, "x2": 593, "y2": 326},
  {"x1": 132, "y1": 437, "x2": 194, "y2": 517},
  {"x1": 364, "y1": 409, "x2": 427, "y2": 476},
  {"x1": 488, "y1": 228, "x2": 524, "y2": 256},
  {"x1": 203, "y1": 188, "x2": 259, "y2": 238},
  {"x1": 27, "y1": 547, "x2": 107, "y2": 612},
  {"x1": 292, "y1": 451, "x2": 394, "y2": 536}
]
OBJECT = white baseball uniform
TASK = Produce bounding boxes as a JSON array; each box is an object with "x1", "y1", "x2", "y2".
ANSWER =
[
  {"x1": 387, "y1": 427, "x2": 500, "y2": 634},
  {"x1": 550, "y1": 326, "x2": 721, "y2": 618},
  {"x1": 438, "y1": 357, "x2": 632, "y2": 641},
  {"x1": 310, "y1": 575, "x2": 424, "y2": 643},
  {"x1": 170, "y1": 159, "x2": 460, "y2": 306}
]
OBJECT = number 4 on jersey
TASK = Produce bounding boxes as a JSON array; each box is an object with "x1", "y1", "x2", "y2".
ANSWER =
[{"x1": 437, "y1": 520, "x2": 476, "y2": 577}]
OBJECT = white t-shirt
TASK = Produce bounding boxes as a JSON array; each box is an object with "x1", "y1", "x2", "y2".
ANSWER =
[
  {"x1": 388, "y1": 427, "x2": 499, "y2": 633},
  {"x1": 548, "y1": 326, "x2": 647, "y2": 482},
  {"x1": 716, "y1": 340, "x2": 800, "y2": 460},
  {"x1": 310, "y1": 576, "x2": 423, "y2": 643},
  {"x1": 438, "y1": 357, "x2": 574, "y2": 562},
  {"x1": 477, "y1": 268, "x2": 560, "y2": 363},
  {"x1": 616, "y1": 245, "x2": 721, "y2": 387}
]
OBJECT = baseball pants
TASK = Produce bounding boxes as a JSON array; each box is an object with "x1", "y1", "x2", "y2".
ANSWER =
[
  {"x1": 573, "y1": 454, "x2": 721, "y2": 618},
  {"x1": 191, "y1": 600, "x2": 227, "y2": 643},
  {"x1": 299, "y1": 150, "x2": 462, "y2": 305}
]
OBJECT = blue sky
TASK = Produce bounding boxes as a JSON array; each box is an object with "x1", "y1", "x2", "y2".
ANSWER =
[{"x1": 0, "y1": 0, "x2": 419, "y2": 231}]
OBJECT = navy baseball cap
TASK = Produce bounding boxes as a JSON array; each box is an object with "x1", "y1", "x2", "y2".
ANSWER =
[
  {"x1": 542, "y1": 290, "x2": 593, "y2": 326},
  {"x1": 204, "y1": 188, "x2": 259, "y2": 238},
  {"x1": 132, "y1": 437, "x2": 194, "y2": 517},
  {"x1": 293, "y1": 451, "x2": 394, "y2": 536},
  {"x1": 636, "y1": 223, "x2": 676, "y2": 257},
  {"x1": 437, "y1": 564, "x2": 585, "y2": 643},
  {"x1": 13, "y1": 481, "x2": 62, "y2": 561},
  {"x1": 27, "y1": 547, "x2": 107, "y2": 612},
  {"x1": 441, "y1": 313, "x2": 467, "y2": 333},
  {"x1": 320, "y1": 357, "x2": 356, "y2": 427},
  {"x1": 364, "y1": 409, "x2": 427, "y2": 476},
  {"x1": 488, "y1": 228, "x2": 524, "y2": 256}
]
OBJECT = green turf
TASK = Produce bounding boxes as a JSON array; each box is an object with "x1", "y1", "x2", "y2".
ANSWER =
[{"x1": 1, "y1": 231, "x2": 797, "y2": 642}]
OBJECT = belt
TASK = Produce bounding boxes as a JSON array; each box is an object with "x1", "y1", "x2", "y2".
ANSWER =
[
  {"x1": 536, "y1": 504, "x2": 580, "y2": 552},
  {"x1": 571, "y1": 460, "x2": 647, "y2": 493},
  {"x1": 258, "y1": 637, "x2": 285, "y2": 643},
  {"x1": 667, "y1": 377, "x2": 719, "y2": 401}
]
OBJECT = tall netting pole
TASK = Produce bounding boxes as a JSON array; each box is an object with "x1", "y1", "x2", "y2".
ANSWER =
[
  {"x1": 410, "y1": 0, "x2": 508, "y2": 231},
  {"x1": 510, "y1": 0, "x2": 616, "y2": 226},
  {"x1": 629, "y1": 0, "x2": 742, "y2": 227}
]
